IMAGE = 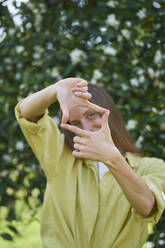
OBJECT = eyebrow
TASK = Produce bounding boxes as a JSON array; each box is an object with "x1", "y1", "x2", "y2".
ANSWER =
[{"x1": 83, "y1": 110, "x2": 93, "y2": 116}]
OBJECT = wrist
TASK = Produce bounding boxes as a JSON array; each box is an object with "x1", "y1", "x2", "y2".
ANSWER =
[
  {"x1": 104, "y1": 146, "x2": 123, "y2": 169},
  {"x1": 47, "y1": 83, "x2": 59, "y2": 104}
]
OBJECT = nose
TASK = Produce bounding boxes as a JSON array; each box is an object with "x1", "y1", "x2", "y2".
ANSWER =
[{"x1": 81, "y1": 120, "x2": 93, "y2": 131}]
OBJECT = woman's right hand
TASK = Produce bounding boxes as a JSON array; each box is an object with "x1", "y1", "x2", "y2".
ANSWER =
[{"x1": 56, "y1": 77, "x2": 107, "y2": 124}]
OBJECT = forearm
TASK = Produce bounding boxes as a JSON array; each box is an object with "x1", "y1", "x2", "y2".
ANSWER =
[
  {"x1": 19, "y1": 83, "x2": 59, "y2": 121},
  {"x1": 105, "y1": 152, "x2": 155, "y2": 216}
]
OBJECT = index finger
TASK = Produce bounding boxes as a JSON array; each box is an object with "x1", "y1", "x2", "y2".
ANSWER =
[
  {"x1": 60, "y1": 123, "x2": 89, "y2": 137},
  {"x1": 87, "y1": 102, "x2": 109, "y2": 115}
]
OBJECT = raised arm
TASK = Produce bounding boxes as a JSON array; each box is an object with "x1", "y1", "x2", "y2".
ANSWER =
[
  {"x1": 19, "y1": 77, "x2": 105, "y2": 124},
  {"x1": 19, "y1": 78, "x2": 90, "y2": 122},
  {"x1": 19, "y1": 83, "x2": 58, "y2": 122}
]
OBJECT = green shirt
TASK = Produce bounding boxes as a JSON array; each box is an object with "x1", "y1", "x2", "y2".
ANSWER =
[{"x1": 15, "y1": 103, "x2": 165, "y2": 248}]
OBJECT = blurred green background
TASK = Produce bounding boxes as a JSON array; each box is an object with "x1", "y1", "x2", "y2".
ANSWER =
[{"x1": 0, "y1": 0, "x2": 165, "y2": 247}]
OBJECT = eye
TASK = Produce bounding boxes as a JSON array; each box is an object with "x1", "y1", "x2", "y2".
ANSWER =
[
  {"x1": 74, "y1": 123, "x2": 81, "y2": 127},
  {"x1": 87, "y1": 112, "x2": 97, "y2": 119},
  {"x1": 70, "y1": 121, "x2": 81, "y2": 127}
]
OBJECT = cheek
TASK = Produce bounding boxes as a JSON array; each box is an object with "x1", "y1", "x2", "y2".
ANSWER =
[{"x1": 94, "y1": 116, "x2": 102, "y2": 125}]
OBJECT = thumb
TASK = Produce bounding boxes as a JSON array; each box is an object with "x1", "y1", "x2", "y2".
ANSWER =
[
  {"x1": 61, "y1": 109, "x2": 69, "y2": 124},
  {"x1": 87, "y1": 102, "x2": 108, "y2": 115},
  {"x1": 101, "y1": 110, "x2": 110, "y2": 129}
]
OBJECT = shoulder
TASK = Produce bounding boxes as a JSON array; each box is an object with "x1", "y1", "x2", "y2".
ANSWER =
[{"x1": 125, "y1": 152, "x2": 165, "y2": 175}]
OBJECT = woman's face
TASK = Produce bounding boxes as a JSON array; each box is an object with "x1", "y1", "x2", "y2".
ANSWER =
[{"x1": 69, "y1": 106, "x2": 102, "y2": 131}]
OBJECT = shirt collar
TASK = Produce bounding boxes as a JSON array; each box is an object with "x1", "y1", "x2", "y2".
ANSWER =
[
  {"x1": 84, "y1": 159, "x2": 98, "y2": 167},
  {"x1": 125, "y1": 152, "x2": 141, "y2": 168}
]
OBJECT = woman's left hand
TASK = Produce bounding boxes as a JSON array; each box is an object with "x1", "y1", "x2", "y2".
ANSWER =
[{"x1": 61, "y1": 110, "x2": 120, "y2": 165}]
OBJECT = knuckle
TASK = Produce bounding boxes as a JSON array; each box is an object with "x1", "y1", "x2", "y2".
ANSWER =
[
  {"x1": 73, "y1": 136, "x2": 78, "y2": 142},
  {"x1": 73, "y1": 143, "x2": 78, "y2": 149},
  {"x1": 74, "y1": 91, "x2": 79, "y2": 95},
  {"x1": 79, "y1": 88, "x2": 85, "y2": 92},
  {"x1": 83, "y1": 86, "x2": 88, "y2": 91},
  {"x1": 72, "y1": 150, "x2": 77, "y2": 157}
]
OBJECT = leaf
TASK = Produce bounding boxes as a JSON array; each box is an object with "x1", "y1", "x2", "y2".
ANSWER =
[
  {"x1": 1, "y1": 233, "x2": 13, "y2": 241},
  {"x1": 7, "y1": 225, "x2": 20, "y2": 235}
]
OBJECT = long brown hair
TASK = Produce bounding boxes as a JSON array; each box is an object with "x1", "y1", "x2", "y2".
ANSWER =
[{"x1": 60, "y1": 84, "x2": 143, "y2": 156}]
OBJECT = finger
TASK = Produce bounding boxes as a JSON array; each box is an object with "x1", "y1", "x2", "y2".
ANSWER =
[
  {"x1": 76, "y1": 80, "x2": 88, "y2": 87},
  {"x1": 72, "y1": 150, "x2": 87, "y2": 158},
  {"x1": 74, "y1": 92, "x2": 92, "y2": 99},
  {"x1": 87, "y1": 102, "x2": 108, "y2": 115},
  {"x1": 73, "y1": 143, "x2": 85, "y2": 151},
  {"x1": 101, "y1": 110, "x2": 110, "y2": 128},
  {"x1": 61, "y1": 110, "x2": 69, "y2": 124},
  {"x1": 61, "y1": 123, "x2": 89, "y2": 137},
  {"x1": 72, "y1": 86, "x2": 88, "y2": 92},
  {"x1": 73, "y1": 136, "x2": 86, "y2": 144}
]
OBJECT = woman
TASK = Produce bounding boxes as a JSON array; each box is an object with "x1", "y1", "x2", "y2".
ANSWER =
[{"x1": 15, "y1": 78, "x2": 165, "y2": 248}]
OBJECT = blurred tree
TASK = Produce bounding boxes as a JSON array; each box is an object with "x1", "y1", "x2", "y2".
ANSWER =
[{"x1": 0, "y1": 0, "x2": 165, "y2": 246}]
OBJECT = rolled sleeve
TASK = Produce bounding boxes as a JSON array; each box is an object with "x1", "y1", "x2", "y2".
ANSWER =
[
  {"x1": 15, "y1": 101, "x2": 64, "y2": 179},
  {"x1": 132, "y1": 158, "x2": 165, "y2": 223},
  {"x1": 15, "y1": 101, "x2": 48, "y2": 134}
]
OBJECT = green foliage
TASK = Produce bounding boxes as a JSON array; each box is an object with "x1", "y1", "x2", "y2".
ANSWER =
[
  {"x1": 0, "y1": 209, "x2": 44, "y2": 247},
  {"x1": 0, "y1": 0, "x2": 165, "y2": 246}
]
